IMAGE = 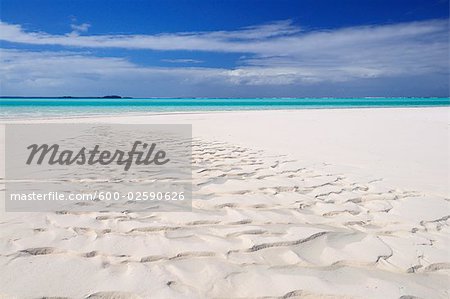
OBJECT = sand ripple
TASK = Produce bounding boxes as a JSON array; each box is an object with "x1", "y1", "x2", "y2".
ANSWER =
[{"x1": 0, "y1": 139, "x2": 449, "y2": 299}]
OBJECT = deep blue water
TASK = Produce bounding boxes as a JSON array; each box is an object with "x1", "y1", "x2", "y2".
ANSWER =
[{"x1": 1, "y1": 97, "x2": 449, "y2": 119}]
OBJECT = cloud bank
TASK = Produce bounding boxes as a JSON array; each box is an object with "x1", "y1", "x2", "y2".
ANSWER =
[{"x1": 0, "y1": 19, "x2": 448, "y2": 96}]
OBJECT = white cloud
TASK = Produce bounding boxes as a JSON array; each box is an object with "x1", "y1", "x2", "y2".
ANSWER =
[
  {"x1": 161, "y1": 58, "x2": 203, "y2": 63},
  {"x1": 70, "y1": 23, "x2": 91, "y2": 35},
  {"x1": 0, "y1": 49, "x2": 224, "y2": 95},
  {"x1": 0, "y1": 19, "x2": 446, "y2": 55},
  {"x1": 0, "y1": 20, "x2": 300, "y2": 52},
  {"x1": 0, "y1": 19, "x2": 448, "y2": 96}
]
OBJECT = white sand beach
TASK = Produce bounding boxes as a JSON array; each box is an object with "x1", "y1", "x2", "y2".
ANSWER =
[{"x1": 0, "y1": 107, "x2": 449, "y2": 299}]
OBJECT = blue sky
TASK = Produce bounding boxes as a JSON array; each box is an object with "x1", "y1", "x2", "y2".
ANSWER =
[{"x1": 0, "y1": 0, "x2": 448, "y2": 97}]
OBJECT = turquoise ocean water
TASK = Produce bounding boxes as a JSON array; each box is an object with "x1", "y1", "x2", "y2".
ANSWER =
[{"x1": 1, "y1": 97, "x2": 449, "y2": 119}]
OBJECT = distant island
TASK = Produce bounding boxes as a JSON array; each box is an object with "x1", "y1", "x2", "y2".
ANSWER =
[{"x1": 0, "y1": 95, "x2": 133, "y2": 99}]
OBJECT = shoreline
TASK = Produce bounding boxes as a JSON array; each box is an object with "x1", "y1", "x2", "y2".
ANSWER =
[{"x1": 1, "y1": 105, "x2": 449, "y2": 123}]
